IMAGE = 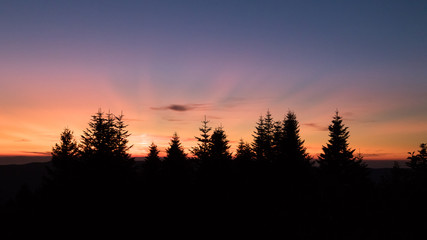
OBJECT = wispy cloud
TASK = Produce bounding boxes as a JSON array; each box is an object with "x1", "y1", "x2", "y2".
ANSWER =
[
  {"x1": 363, "y1": 153, "x2": 388, "y2": 158},
  {"x1": 151, "y1": 104, "x2": 210, "y2": 112},
  {"x1": 182, "y1": 137, "x2": 197, "y2": 142},
  {"x1": 164, "y1": 118, "x2": 183, "y2": 122},
  {"x1": 163, "y1": 118, "x2": 193, "y2": 124},
  {"x1": 15, "y1": 139, "x2": 30, "y2": 142},
  {"x1": 302, "y1": 123, "x2": 328, "y2": 131},
  {"x1": 20, "y1": 151, "x2": 51, "y2": 156}
]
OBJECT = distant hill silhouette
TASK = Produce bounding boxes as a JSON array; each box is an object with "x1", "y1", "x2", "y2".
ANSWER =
[
  {"x1": 0, "y1": 156, "x2": 50, "y2": 165},
  {"x1": 0, "y1": 162, "x2": 49, "y2": 204},
  {"x1": 0, "y1": 156, "x2": 406, "y2": 167}
]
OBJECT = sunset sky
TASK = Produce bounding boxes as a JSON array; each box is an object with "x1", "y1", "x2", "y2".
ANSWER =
[{"x1": 0, "y1": 0, "x2": 426, "y2": 160}]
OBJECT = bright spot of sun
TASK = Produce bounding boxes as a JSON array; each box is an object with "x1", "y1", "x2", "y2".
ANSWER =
[{"x1": 138, "y1": 134, "x2": 150, "y2": 146}]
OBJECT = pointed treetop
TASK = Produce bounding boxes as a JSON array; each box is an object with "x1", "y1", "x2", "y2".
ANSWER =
[
  {"x1": 210, "y1": 125, "x2": 232, "y2": 161},
  {"x1": 192, "y1": 116, "x2": 212, "y2": 160},
  {"x1": 165, "y1": 132, "x2": 187, "y2": 162},
  {"x1": 318, "y1": 111, "x2": 367, "y2": 177},
  {"x1": 146, "y1": 142, "x2": 161, "y2": 164}
]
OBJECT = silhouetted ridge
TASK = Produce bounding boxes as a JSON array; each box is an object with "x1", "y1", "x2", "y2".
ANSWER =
[{"x1": 1, "y1": 110, "x2": 426, "y2": 239}]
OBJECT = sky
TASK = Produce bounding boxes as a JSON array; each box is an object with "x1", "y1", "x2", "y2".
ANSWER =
[{"x1": 0, "y1": 0, "x2": 426, "y2": 160}]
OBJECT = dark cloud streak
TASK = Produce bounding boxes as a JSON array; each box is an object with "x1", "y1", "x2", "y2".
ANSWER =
[
  {"x1": 20, "y1": 151, "x2": 51, "y2": 156},
  {"x1": 151, "y1": 104, "x2": 210, "y2": 112}
]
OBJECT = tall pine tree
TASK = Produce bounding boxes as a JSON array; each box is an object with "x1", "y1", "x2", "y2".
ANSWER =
[
  {"x1": 45, "y1": 128, "x2": 79, "y2": 190},
  {"x1": 146, "y1": 142, "x2": 161, "y2": 164},
  {"x1": 191, "y1": 116, "x2": 212, "y2": 162},
  {"x1": 165, "y1": 133, "x2": 187, "y2": 163},
  {"x1": 114, "y1": 113, "x2": 134, "y2": 166},
  {"x1": 80, "y1": 111, "x2": 116, "y2": 161},
  {"x1": 317, "y1": 111, "x2": 367, "y2": 184},
  {"x1": 252, "y1": 111, "x2": 275, "y2": 163},
  {"x1": 272, "y1": 120, "x2": 283, "y2": 160},
  {"x1": 210, "y1": 126, "x2": 232, "y2": 163},
  {"x1": 78, "y1": 110, "x2": 135, "y2": 193},
  {"x1": 80, "y1": 110, "x2": 134, "y2": 167},
  {"x1": 202, "y1": 126, "x2": 233, "y2": 187},
  {"x1": 279, "y1": 111, "x2": 311, "y2": 168}
]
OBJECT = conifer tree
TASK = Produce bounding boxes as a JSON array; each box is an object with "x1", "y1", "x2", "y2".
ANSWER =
[
  {"x1": 235, "y1": 139, "x2": 255, "y2": 163},
  {"x1": 79, "y1": 110, "x2": 134, "y2": 166},
  {"x1": 114, "y1": 113, "x2": 134, "y2": 165},
  {"x1": 406, "y1": 143, "x2": 427, "y2": 185},
  {"x1": 200, "y1": 126, "x2": 233, "y2": 187},
  {"x1": 45, "y1": 128, "x2": 79, "y2": 188},
  {"x1": 78, "y1": 110, "x2": 135, "y2": 192},
  {"x1": 80, "y1": 111, "x2": 116, "y2": 161},
  {"x1": 317, "y1": 111, "x2": 367, "y2": 183},
  {"x1": 210, "y1": 126, "x2": 232, "y2": 163},
  {"x1": 252, "y1": 115, "x2": 266, "y2": 161},
  {"x1": 146, "y1": 142, "x2": 161, "y2": 162},
  {"x1": 280, "y1": 111, "x2": 311, "y2": 168},
  {"x1": 163, "y1": 133, "x2": 190, "y2": 187},
  {"x1": 407, "y1": 143, "x2": 427, "y2": 170},
  {"x1": 52, "y1": 128, "x2": 79, "y2": 167},
  {"x1": 192, "y1": 116, "x2": 212, "y2": 161},
  {"x1": 272, "y1": 120, "x2": 283, "y2": 160},
  {"x1": 144, "y1": 142, "x2": 161, "y2": 173},
  {"x1": 264, "y1": 111, "x2": 275, "y2": 161},
  {"x1": 142, "y1": 142, "x2": 162, "y2": 188},
  {"x1": 252, "y1": 111, "x2": 275, "y2": 163},
  {"x1": 165, "y1": 133, "x2": 187, "y2": 163}
]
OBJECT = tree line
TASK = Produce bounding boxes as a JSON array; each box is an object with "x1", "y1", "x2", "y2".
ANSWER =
[{"x1": 1, "y1": 110, "x2": 426, "y2": 239}]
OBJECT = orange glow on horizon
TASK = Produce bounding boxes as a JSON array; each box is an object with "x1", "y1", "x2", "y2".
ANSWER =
[
  {"x1": 0, "y1": 108, "x2": 420, "y2": 161},
  {"x1": 1, "y1": 65, "x2": 425, "y2": 162}
]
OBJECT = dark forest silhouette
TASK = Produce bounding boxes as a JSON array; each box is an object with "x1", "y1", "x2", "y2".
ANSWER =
[{"x1": 1, "y1": 110, "x2": 426, "y2": 239}]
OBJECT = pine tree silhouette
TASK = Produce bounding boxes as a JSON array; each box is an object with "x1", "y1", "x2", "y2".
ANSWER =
[
  {"x1": 40, "y1": 112, "x2": 137, "y2": 237},
  {"x1": 252, "y1": 111, "x2": 274, "y2": 163},
  {"x1": 80, "y1": 111, "x2": 116, "y2": 160},
  {"x1": 210, "y1": 126, "x2": 232, "y2": 163},
  {"x1": 279, "y1": 111, "x2": 311, "y2": 168},
  {"x1": 143, "y1": 142, "x2": 162, "y2": 182},
  {"x1": 163, "y1": 133, "x2": 189, "y2": 186},
  {"x1": 272, "y1": 120, "x2": 283, "y2": 161},
  {"x1": 406, "y1": 143, "x2": 427, "y2": 187},
  {"x1": 407, "y1": 143, "x2": 427, "y2": 170},
  {"x1": 145, "y1": 142, "x2": 161, "y2": 168},
  {"x1": 192, "y1": 116, "x2": 212, "y2": 163},
  {"x1": 80, "y1": 110, "x2": 135, "y2": 169},
  {"x1": 165, "y1": 133, "x2": 187, "y2": 163},
  {"x1": 235, "y1": 139, "x2": 255, "y2": 163},
  {"x1": 162, "y1": 133, "x2": 193, "y2": 225},
  {"x1": 139, "y1": 142, "x2": 163, "y2": 225},
  {"x1": 114, "y1": 113, "x2": 134, "y2": 166},
  {"x1": 317, "y1": 111, "x2": 368, "y2": 185},
  {"x1": 44, "y1": 128, "x2": 79, "y2": 193},
  {"x1": 74, "y1": 110, "x2": 136, "y2": 215},
  {"x1": 204, "y1": 126, "x2": 232, "y2": 187}
]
